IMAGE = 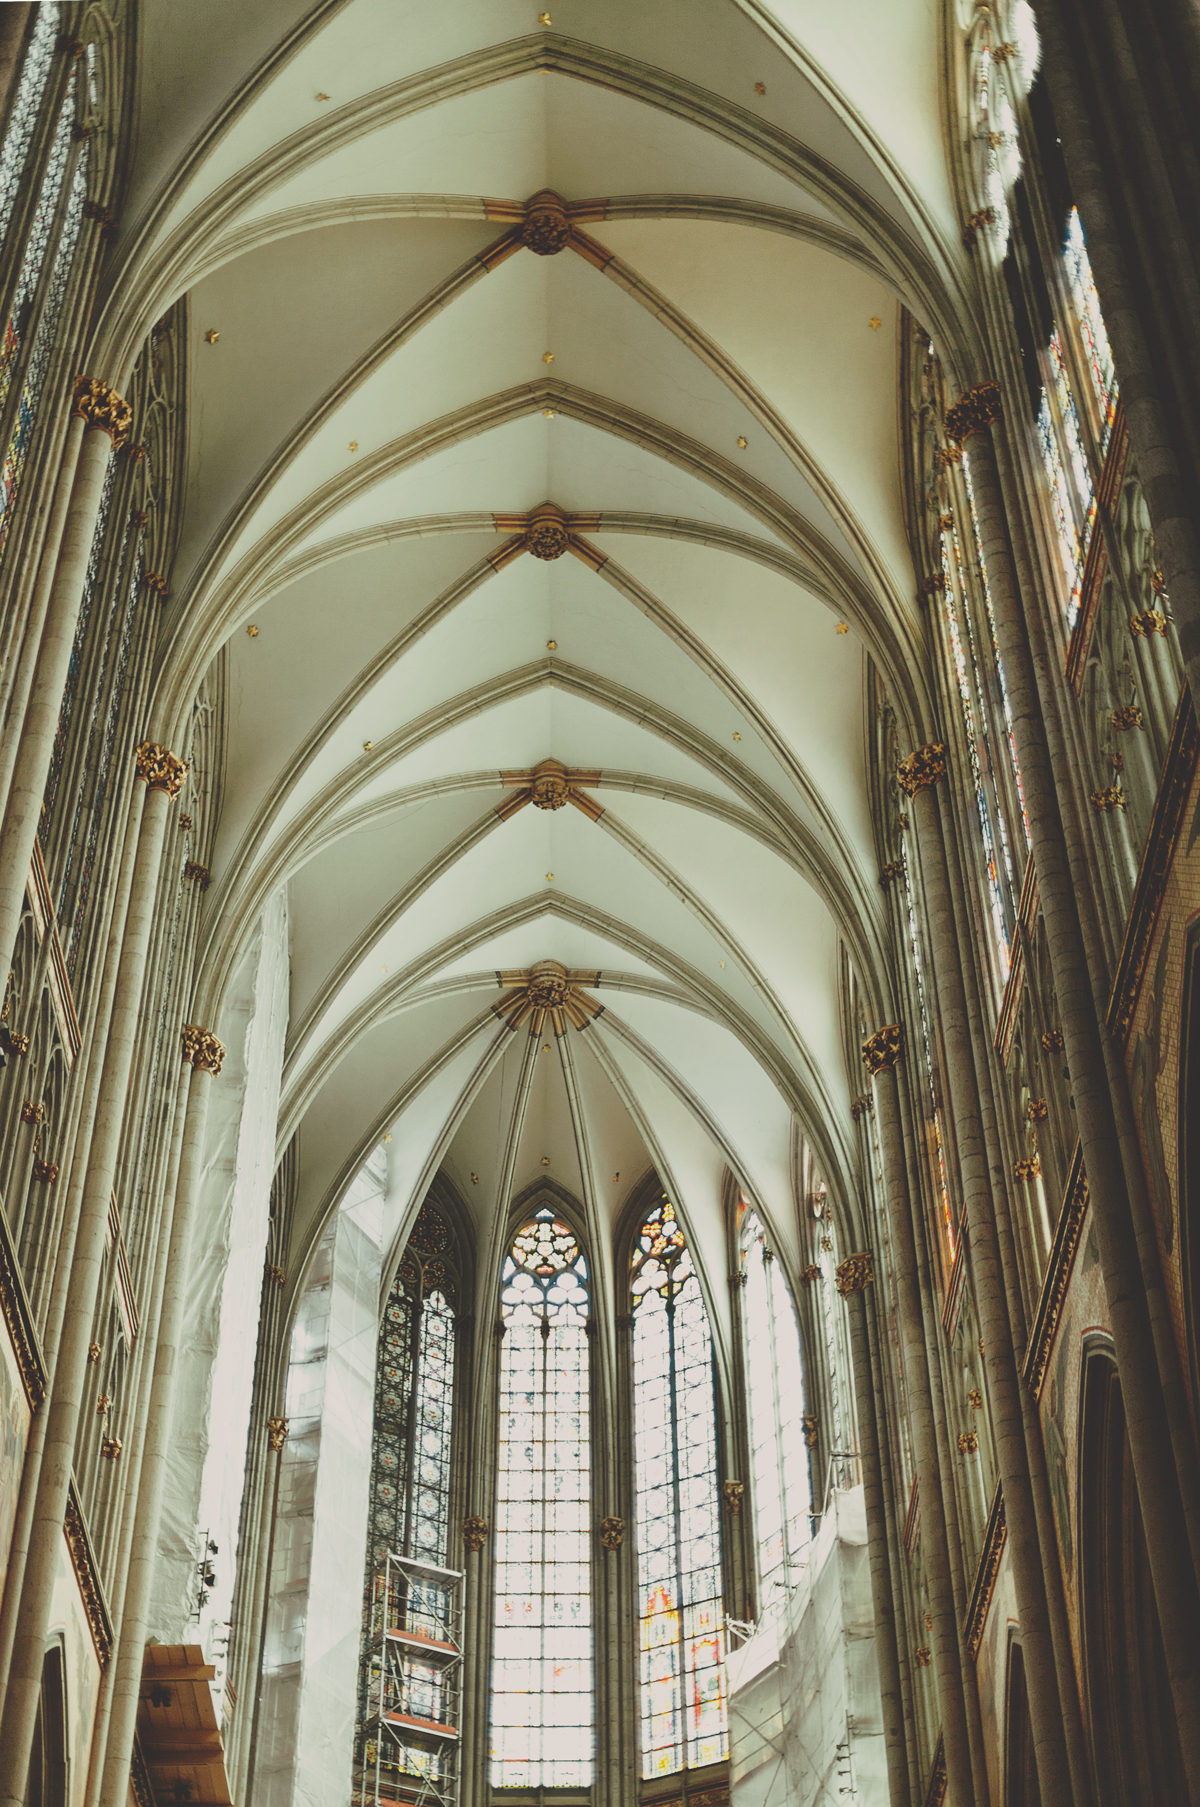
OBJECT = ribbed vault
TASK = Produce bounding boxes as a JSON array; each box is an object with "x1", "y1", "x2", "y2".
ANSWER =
[{"x1": 100, "y1": 0, "x2": 978, "y2": 1331}]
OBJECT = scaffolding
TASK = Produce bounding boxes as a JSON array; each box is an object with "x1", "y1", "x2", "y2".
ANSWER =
[{"x1": 354, "y1": 1551, "x2": 464, "y2": 1807}]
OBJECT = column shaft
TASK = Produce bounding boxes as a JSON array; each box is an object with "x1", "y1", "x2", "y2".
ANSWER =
[
  {"x1": 838, "y1": 1260, "x2": 909, "y2": 1805},
  {"x1": 904, "y1": 767, "x2": 1072, "y2": 1803},
  {"x1": 0, "y1": 774, "x2": 172, "y2": 1807},
  {"x1": 100, "y1": 1057, "x2": 217, "y2": 1807},
  {"x1": 869, "y1": 1054, "x2": 974, "y2": 1806},
  {"x1": 962, "y1": 415, "x2": 1200, "y2": 1794},
  {"x1": 0, "y1": 418, "x2": 110, "y2": 967}
]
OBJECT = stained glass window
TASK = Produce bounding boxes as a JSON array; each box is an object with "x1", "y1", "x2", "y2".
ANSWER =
[
  {"x1": 356, "y1": 1199, "x2": 458, "y2": 1800},
  {"x1": 0, "y1": 67, "x2": 87, "y2": 562},
  {"x1": 632, "y1": 1195, "x2": 727, "y2": 1777},
  {"x1": 898, "y1": 859, "x2": 956, "y2": 1271},
  {"x1": 0, "y1": 5, "x2": 60, "y2": 253},
  {"x1": 1063, "y1": 207, "x2": 1117, "y2": 447},
  {"x1": 490, "y1": 1209, "x2": 593, "y2": 1788},
  {"x1": 1035, "y1": 210, "x2": 1118, "y2": 629},
  {"x1": 738, "y1": 1205, "x2": 812, "y2": 1599}
]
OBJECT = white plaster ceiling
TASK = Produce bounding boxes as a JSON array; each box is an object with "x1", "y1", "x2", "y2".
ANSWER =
[{"x1": 117, "y1": 0, "x2": 966, "y2": 1318}]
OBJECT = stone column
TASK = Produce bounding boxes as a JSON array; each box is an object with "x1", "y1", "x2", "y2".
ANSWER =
[
  {"x1": 98, "y1": 1026, "x2": 225, "y2": 1807},
  {"x1": 836, "y1": 1252, "x2": 908, "y2": 1807},
  {"x1": 898, "y1": 743, "x2": 1074, "y2": 1804},
  {"x1": 863, "y1": 1025, "x2": 974, "y2": 1807},
  {"x1": 0, "y1": 377, "x2": 132, "y2": 970},
  {"x1": 0, "y1": 741, "x2": 185, "y2": 1807},
  {"x1": 947, "y1": 382, "x2": 1200, "y2": 1789},
  {"x1": 242, "y1": 1415, "x2": 289, "y2": 1805}
]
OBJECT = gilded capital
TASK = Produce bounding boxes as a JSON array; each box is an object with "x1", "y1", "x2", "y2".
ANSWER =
[
  {"x1": 135, "y1": 741, "x2": 188, "y2": 798},
  {"x1": 71, "y1": 375, "x2": 133, "y2": 448},
  {"x1": 802, "y1": 1414, "x2": 819, "y2": 1448},
  {"x1": 835, "y1": 1252, "x2": 874, "y2": 1296},
  {"x1": 599, "y1": 1515, "x2": 625, "y2": 1551},
  {"x1": 181, "y1": 1023, "x2": 226, "y2": 1075},
  {"x1": 721, "y1": 1480, "x2": 744, "y2": 1517},
  {"x1": 462, "y1": 1514, "x2": 489, "y2": 1553},
  {"x1": 862, "y1": 1023, "x2": 903, "y2": 1074},
  {"x1": 267, "y1": 1415, "x2": 289, "y2": 1452},
  {"x1": 521, "y1": 189, "x2": 571, "y2": 255},
  {"x1": 1129, "y1": 608, "x2": 1168, "y2": 638},
  {"x1": 184, "y1": 861, "x2": 211, "y2": 891},
  {"x1": 944, "y1": 380, "x2": 1002, "y2": 445},
  {"x1": 897, "y1": 742, "x2": 946, "y2": 798}
]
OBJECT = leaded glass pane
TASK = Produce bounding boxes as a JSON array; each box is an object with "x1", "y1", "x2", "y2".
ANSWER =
[
  {"x1": 490, "y1": 1208, "x2": 593, "y2": 1788},
  {"x1": 0, "y1": 6, "x2": 60, "y2": 253},
  {"x1": 632, "y1": 1195, "x2": 727, "y2": 1778},
  {"x1": 739, "y1": 1209, "x2": 812, "y2": 1599}
]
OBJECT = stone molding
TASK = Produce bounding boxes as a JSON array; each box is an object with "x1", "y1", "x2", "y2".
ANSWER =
[
  {"x1": 1022, "y1": 1141, "x2": 1088, "y2": 1400},
  {"x1": 964, "y1": 1483, "x2": 1007, "y2": 1659},
  {"x1": 64, "y1": 1483, "x2": 114, "y2": 1667}
]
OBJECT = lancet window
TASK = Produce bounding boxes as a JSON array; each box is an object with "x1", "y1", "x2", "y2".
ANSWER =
[
  {"x1": 490, "y1": 1209, "x2": 593, "y2": 1789},
  {"x1": 0, "y1": 50, "x2": 89, "y2": 561},
  {"x1": 737, "y1": 1204, "x2": 812, "y2": 1600},
  {"x1": 631, "y1": 1194, "x2": 727, "y2": 1777}
]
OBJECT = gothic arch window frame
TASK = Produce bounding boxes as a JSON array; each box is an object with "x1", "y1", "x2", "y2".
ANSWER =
[
  {"x1": 26, "y1": 1634, "x2": 69, "y2": 1807},
  {"x1": 617, "y1": 1177, "x2": 732, "y2": 1784},
  {"x1": 732, "y1": 1190, "x2": 816, "y2": 1608},
  {"x1": 487, "y1": 1189, "x2": 596, "y2": 1792}
]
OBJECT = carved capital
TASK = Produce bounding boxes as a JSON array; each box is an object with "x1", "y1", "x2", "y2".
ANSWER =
[
  {"x1": 944, "y1": 380, "x2": 1002, "y2": 445},
  {"x1": 1013, "y1": 1156, "x2": 1041, "y2": 1181},
  {"x1": 915, "y1": 1644, "x2": 932, "y2": 1668},
  {"x1": 143, "y1": 571, "x2": 170, "y2": 601},
  {"x1": 267, "y1": 1415, "x2": 289, "y2": 1453},
  {"x1": 879, "y1": 860, "x2": 904, "y2": 887},
  {"x1": 916, "y1": 572, "x2": 947, "y2": 605},
  {"x1": 1026, "y1": 1097, "x2": 1048, "y2": 1124},
  {"x1": 862, "y1": 1023, "x2": 903, "y2": 1074},
  {"x1": 799, "y1": 1263, "x2": 822, "y2": 1287},
  {"x1": 1090, "y1": 783, "x2": 1127, "y2": 814},
  {"x1": 961, "y1": 207, "x2": 998, "y2": 250},
  {"x1": 967, "y1": 1388, "x2": 983, "y2": 1408},
  {"x1": 1110, "y1": 705, "x2": 1143, "y2": 732},
  {"x1": 802, "y1": 1414, "x2": 819, "y2": 1448},
  {"x1": 897, "y1": 742, "x2": 946, "y2": 798},
  {"x1": 265, "y1": 1263, "x2": 286, "y2": 1288},
  {"x1": 71, "y1": 375, "x2": 133, "y2": 447},
  {"x1": 721, "y1": 1480, "x2": 744, "y2": 1517},
  {"x1": 181, "y1": 1024, "x2": 225, "y2": 1075},
  {"x1": 20, "y1": 1100, "x2": 43, "y2": 1125},
  {"x1": 134, "y1": 741, "x2": 188, "y2": 797},
  {"x1": 1129, "y1": 608, "x2": 1168, "y2": 638},
  {"x1": 462, "y1": 1514, "x2": 489, "y2": 1553},
  {"x1": 599, "y1": 1515, "x2": 625, "y2": 1551},
  {"x1": 1040, "y1": 1029, "x2": 1064, "y2": 1053},
  {"x1": 835, "y1": 1252, "x2": 874, "y2": 1296},
  {"x1": 958, "y1": 1429, "x2": 979, "y2": 1455},
  {"x1": 184, "y1": 861, "x2": 211, "y2": 891},
  {"x1": 32, "y1": 1159, "x2": 58, "y2": 1184},
  {"x1": 100, "y1": 1436, "x2": 122, "y2": 1461},
  {"x1": 850, "y1": 1093, "x2": 873, "y2": 1122},
  {"x1": 521, "y1": 189, "x2": 571, "y2": 255},
  {"x1": 525, "y1": 502, "x2": 570, "y2": 560}
]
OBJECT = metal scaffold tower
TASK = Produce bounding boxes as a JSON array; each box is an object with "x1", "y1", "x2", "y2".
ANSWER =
[{"x1": 354, "y1": 1551, "x2": 463, "y2": 1807}]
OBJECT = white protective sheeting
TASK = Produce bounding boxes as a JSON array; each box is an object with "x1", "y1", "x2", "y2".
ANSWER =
[
  {"x1": 255, "y1": 1152, "x2": 386, "y2": 1807},
  {"x1": 149, "y1": 889, "x2": 290, "y2": 1661},
  {"x1": 728, "y1": 1485, "x2": 887, "y2": 1807}
]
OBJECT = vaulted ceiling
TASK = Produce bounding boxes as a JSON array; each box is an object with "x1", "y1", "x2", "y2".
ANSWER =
[{"x1": 99, "y1": 0, "x2": 980, "y2": 1352}]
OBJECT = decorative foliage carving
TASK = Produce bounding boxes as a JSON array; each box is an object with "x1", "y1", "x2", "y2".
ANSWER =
[
  {"x1": 462, "y1": 1514, "x2": 489, "y2": 1552},
  {"x1": 914, "y1": 1645, "x2": 932, "y2": 1668},
  {"x1": 1024, "y1": 1147, "x2": 1089, "y2": 1399},
  {"x1": 134, "y1": 741, "x2": 188, "y2": 797},
  {"x1": 1, "y1": 1214, "x2": 46, "y2": 1407},
  {"x1": 1026, "y1": 1098, "x2": 1048, "y2": 1124},
  {"x1": 897, "y1": 742, "x2": 947, "y2": 798},
  {"x1": 1040, "y1": 1029, "x2": 1064, "y2": 1052},
  {"x1": 267, "y1": 1416, "x2": 289, "y2": 1452},
  {"x1": 861, "y1": 1023, "x2": 903, "y2": 1074},
  {"x1": 1110, "y1": 704, "x2": 1143, "y2": 732},
  {"x1": 180, "y1": 1024, "x2": 225, "y2": 1075},
  {"x1": 599, "y1": 1516, "x2": 625, "y2": 1551},
  {"x1": 721, "y1": 1480, "x2": 744, "y2": 1517},
  {"x1": 1090, "y1": 783, "x2": 1127, "y2": 814},
  {"x1": 957, "y1": 1429, "x2": 979, "y2": 1455},
  {"x1": 850, "y1": 1093, "x2": 873, "y2": 1122},
  {"x1": 965, "y1": 1485, "x2": 1007, "y2": 1658},
  {"x1": 961, "y1": 207, "x2": 997, "y2": 250},
  {"x1": 879, "y1": 860, "x2": 904, "y2": 887},
  {"x1": 1013, "y1": 1156, "x2": 1041, "y2": 1181},
  {"x1": 799, "y1": 1264, "x2": 821, "y2": 1287},
  {"x1": 492, "y1": 961, "x2": 605, "y2": 1035},
  {"x1": 1128, "y1": 608, "x2": 1168, "y2": 637},
  {"x1": 184, "y1": 861, "x2": 211, "y2": 891},
  {"x1": 32, "y1": 1159, "x2": 58, "y2": 1184},
  {"x1": 64, "y1": 1484, "x2": 113, "y2": 1666},
  {"x1": 943, "y1": 380, "x2": 1002, "y2": 445},
  {"x1": 71, "y1": 374, "x2": 133, "y2": 447},
  {"x1": 802, "y1": 1415, "x2": 819, "y2": 1448},
  {"x1": 835, "y1": 1252, "x2": 873, "y2": 1295}
]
